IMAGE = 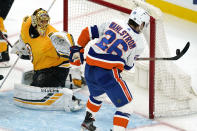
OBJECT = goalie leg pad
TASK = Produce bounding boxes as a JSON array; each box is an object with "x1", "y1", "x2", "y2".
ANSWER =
[
  {"x1": 14, "y1": 84, "x2": 66, "y2": 110},
  {"x1": 14, "y1": 84, "x2": 84, "y2": 111}
]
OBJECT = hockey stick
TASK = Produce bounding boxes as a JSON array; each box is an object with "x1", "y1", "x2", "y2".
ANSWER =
[
  {"x1": 47, "y1": 0, "x2": 56, "y2": 12},
  {"x1": 0, "y1": 31, "x2": 17, "y2": 86},
  {"x1": 136, "y1": 42, "x2": 190, "y2": 61},
  {"x1": 0, "y1": 31, "x2": 13, "y2": 48},
  {"x1": 0, "y1": 56, "x2": 19, "y2": 88},
  {"x1": 0, "y1": 39, "x2": 20, "y2": 88}
]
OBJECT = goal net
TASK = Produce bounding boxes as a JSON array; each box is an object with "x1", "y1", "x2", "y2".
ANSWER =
[{"x1": 64, "y1": 0, "x2": 197, "y2": 119}]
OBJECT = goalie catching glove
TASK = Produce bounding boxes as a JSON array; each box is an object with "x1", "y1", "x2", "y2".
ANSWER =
[
  {"x1": 50, "y1": 31, "x2": 74, "y2": 58},
  {"x1": 69, "y1": 46, "x2": 84, "y2": 66},
  {"x1": 49, "y1": 31, "x2": 84, "y2": 66}
]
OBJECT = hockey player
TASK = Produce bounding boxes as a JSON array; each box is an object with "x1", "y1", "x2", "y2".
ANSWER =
[
  {"x1": 11, "y1": 8, "x2": 84, "y2": 112},
  {"x1": 69, "y1": 7, "x2": 150, "y2": 131},
  {"x1": 12, "y1": 8, "x2": 83, "y2": 88},
  {"x1": 12, "y1": 8, "x2": 73, "y2": 87},
  {"x1": 0, "y1": 0, "x2": 14, "y2": 67}
]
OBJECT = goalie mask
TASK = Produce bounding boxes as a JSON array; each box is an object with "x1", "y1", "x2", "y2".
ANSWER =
[{"x1": 31, "y1": 8, "x2": 50, "y2": 36}]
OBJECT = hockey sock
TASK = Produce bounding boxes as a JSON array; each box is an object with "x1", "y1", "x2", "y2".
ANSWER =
[
  {"x1": 113, "y1": 111, "x2": 130, "y2": 131},
  {"x1": 86, "y1": 96, "x2": 102, "y2": 117}
]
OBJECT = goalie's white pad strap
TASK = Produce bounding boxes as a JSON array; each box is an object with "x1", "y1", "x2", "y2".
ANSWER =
[{"x1": 13, "y1": 84, "x2": 83, "y2": 111}]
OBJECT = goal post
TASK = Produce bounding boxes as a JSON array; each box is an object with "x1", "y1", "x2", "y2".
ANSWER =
[
  {"x1": 149, "y1": 17, "x2": 156, "y2": 119},
  {"x1": 63, "y1": 0, "x2": 68, "y2": 32},
  {"x1": 64, "y1": 0, "x2": 195, "y2": 119}
]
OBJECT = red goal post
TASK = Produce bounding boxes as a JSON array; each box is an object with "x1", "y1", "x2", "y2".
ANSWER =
[{"x1": 63, "y1": 0, "x2": 195, "y2": 119}]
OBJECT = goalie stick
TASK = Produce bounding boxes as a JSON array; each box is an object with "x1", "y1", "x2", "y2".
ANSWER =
[{"x1": 136, "y1": 42, "x2": 190, "y2": 61}]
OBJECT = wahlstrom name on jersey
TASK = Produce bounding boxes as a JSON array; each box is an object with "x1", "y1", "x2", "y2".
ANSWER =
[{"x1": 109, "y1": 22, "x2": 136, "y2": 49}]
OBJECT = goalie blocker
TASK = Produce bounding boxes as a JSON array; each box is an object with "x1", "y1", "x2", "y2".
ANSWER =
[{"x1": 13, "y1": 70, "x2": 84, "y2": 111}]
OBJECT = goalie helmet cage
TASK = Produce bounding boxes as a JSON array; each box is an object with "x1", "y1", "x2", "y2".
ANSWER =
[{"x1": 63, "y1": 0, "x2": 196, "y2": 119}]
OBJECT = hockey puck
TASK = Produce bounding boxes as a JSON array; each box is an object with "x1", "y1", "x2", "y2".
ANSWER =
[
  {"x1": 0, "y1": 75, "x2": 4, "y2": 80},
  {"x1": 176, "y1": 49, "x2": 181, "y2": 55}
]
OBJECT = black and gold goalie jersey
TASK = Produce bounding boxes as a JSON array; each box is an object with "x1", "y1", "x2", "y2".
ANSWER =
[{"x1": 20, "y1": 16, "x2": 69, "y2": 71}]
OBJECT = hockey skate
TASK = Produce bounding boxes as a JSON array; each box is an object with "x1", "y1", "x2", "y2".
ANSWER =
[{"x1": 81, "y1": 111, "x2": 97, "y2": 131}]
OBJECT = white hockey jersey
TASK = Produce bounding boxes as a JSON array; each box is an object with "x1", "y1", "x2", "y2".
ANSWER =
[{"x1": 78, "y1": 20, "x2": 145, "y2": 71}]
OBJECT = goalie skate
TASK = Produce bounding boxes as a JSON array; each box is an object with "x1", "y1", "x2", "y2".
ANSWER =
[{"x1": 69, "y1": 95, "x2": 85, "y2": 112}]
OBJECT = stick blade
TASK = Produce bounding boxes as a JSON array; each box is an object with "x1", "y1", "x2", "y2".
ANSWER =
[{"x1": 172, "y1": 41, "x2": 190, "y2": 60}]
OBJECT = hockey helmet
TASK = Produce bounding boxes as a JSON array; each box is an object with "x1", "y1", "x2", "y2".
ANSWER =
[
  {"x1": 31, "y1": 8, "x2": 50, "y2": 36},
  {"x1": 129, "y1": 7, "x2": 150, "y2": 28}
]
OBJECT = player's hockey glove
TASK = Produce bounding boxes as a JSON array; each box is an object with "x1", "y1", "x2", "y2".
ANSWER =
[{"x1": 69, "y1": 46, "x2": 84, "y2": 66}]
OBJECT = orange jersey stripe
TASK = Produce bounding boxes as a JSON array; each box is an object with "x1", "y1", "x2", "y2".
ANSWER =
[
  {"x1": 86, "y1": 99, "x2": 101, "y2": 112},
  {"x1": 86, "y1": 55, "x2": 124, "y2": 71},
  {"x1": 113, "y1": 69, "x2": 132, "y2": 102}
]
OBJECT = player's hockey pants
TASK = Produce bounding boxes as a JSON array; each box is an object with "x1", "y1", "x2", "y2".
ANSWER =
[{"x1": 85, "y1": 64, "x2": 133, "y2": 107}]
